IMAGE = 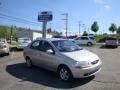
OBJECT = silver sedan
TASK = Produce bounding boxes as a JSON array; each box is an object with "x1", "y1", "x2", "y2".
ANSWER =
[
  {"x1": 0, "y1": 38, "x2": 9, "y2": 55},
  {"x1": 24, "y1": 38, "x2": 102, "y2": 81}
]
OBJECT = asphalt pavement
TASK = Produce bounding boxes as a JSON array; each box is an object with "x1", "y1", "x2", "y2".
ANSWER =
[{"x1": 0, "y1": 46, "x2": 120, "y2": 90}]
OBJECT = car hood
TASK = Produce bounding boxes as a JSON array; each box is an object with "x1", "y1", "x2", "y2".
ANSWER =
[{"x1": 62, "y1": 49, "x2": 99, "y2": 62}]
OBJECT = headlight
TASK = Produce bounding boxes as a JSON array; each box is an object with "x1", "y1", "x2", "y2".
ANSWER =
[{"x1": 75, "y1": 61, "x2": 91, "y2": 69}]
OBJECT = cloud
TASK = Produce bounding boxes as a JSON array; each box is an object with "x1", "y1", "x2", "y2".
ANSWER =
[
  {"x1": 93, "y1": 0, "x2": 111, "y2": 9},
  {"x1": 104, "y1": 5, "x2": 111, "y2": 9},
  {"x1": 94, "y1": 0, "x2": 104, "y2": 4}
]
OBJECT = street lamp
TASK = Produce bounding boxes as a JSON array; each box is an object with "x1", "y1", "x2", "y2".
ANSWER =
[{"x1": 61, "y1": 13, "x2": 68, "y2": 38}]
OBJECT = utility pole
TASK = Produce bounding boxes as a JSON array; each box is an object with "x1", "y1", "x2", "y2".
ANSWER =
[
  {"x1": 78, "y1": 22, "x2": 81, "y2": 36},
  {"x1": 62, "y1": 13, "x2": 68, "y2": 38},
  {"x1": 49, "y1": 22, "x2": 52, "y2": 29},
  {"x1": 42, "y1": 22, "x2": 47, "y2": 38},
  {"x1": 10, "y1": 25, "x2": 13, "y2": 44},
  {"x1": 88, "y1": 28, "x2": 90, "y2": 35}
]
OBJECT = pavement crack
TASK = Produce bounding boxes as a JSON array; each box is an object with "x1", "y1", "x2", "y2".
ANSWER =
[{"x1": 93, "y1": 80, "x2": 120, "y2": 84}]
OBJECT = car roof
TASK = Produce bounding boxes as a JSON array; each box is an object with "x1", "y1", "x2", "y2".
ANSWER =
[{"x1": 36, "y1": 38, "x2": 66, "y2": 42}]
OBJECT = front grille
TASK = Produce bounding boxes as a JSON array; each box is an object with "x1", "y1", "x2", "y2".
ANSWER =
[
  {"x1": 91, "y1": 60, "x2": 99, "y2": 65},
  {"x1": 84, "y1": 68, "x2": 100, "y2": 76}
]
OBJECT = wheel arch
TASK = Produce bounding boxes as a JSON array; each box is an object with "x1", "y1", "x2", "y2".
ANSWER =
[{"x1": 57, "y1": 64, "x2": 73, "y2": 76}]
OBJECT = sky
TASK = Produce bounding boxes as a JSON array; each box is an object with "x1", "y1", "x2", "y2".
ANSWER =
[{"x1": 0, "y1": 0, "x2": 120, "y2": 35}]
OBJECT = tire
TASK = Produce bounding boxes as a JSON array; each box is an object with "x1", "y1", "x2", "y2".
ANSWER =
[
  {"x1": 115, "y1": 45, "x2": 118, "y2": 48},
  {"x1": 87, "y1": 42, "x2": 92, "y2": 46},
  {"x1": 58, "y1": 66, "x2": 73, "y2": 81},
  {"x1": 6, "y1": 52, "x2": 9, "y2": 56},
  {"x1": 26, "y1": 57, "x2": 32, "y2": 68}
]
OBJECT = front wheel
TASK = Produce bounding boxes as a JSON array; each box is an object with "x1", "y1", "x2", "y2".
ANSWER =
[
  {"x1": 5, "y1": 52, "x2": 10, "y2": 56},
  {"x1": 26, "y1": 57, "x2": 32, "y2": 68},
  {"x1": 58, "y1": 66, "x2": 72, "y2": 81},
  {"x1": 87, "y1": 42, "x2": 92, "y2": 46}
]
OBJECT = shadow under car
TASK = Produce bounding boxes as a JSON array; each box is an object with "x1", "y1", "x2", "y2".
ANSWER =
[{"x1": 6, "y1": 62, "x2": 95, "y2": 89}]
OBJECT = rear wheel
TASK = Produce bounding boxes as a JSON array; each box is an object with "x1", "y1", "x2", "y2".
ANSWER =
[
  {"x1": 115, "y1": 45, "x2": 118, "y2": 48},
  {"x1": 58, "y1": 66, "x2": 73, "y2": 81},
  {"x1": 87, "y1": 42, "x2": 92, "y2": 46},
  {"x1": 26, "y1": 57, "x2": 32, "y2": 68},
  {"x1": 6, "y1": 52, "x2": 9, "y2": 56}
]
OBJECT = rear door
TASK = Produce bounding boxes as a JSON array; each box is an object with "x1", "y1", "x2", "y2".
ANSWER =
[
  {"x1": 27, "y1": 40, "x2": 42, "y2": 66},
  {"x1": 75, "y1": 37, "x2": 82, "y2": 45},
  {"x1": 80, "y1": 37, "x2": 89, "y2": 44}
]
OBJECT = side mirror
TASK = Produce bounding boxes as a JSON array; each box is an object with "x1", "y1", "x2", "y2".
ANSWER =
[{"x1": 46, "y1": 49, "x2": 55, "y2": 54}]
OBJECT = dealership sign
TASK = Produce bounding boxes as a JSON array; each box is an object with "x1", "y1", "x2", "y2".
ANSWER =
[{"x1": 38, "y1": 11, "x2": 53, "y2": 22}]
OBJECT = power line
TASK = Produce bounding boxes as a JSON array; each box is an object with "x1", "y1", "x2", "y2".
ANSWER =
[
  {"x1": 0, "y1": 16, "x2": 40, "y2": 27},
  {"x1": 0, "y1": 12, "x2": 40, "y2": 26},
  {"x1": 0, "y1": 7, "x2": 38, "y2": 24},
  {"x1": 0, "y1": 16, "x2": 36, "y2": 25}
]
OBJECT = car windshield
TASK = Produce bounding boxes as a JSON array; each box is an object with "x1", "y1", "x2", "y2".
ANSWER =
[
  {"x1": 52, "y1": 40, "x2": 82, "y2": 52},
  {"x1": 53, "y1": 36, "x2": 64, "y2": 38},
  {"x1": 18, "y1": 38, "x2": 30, "y2": 43},
  {"x1": 0, "y1": 39, "x2": 6, "y2": 43}
]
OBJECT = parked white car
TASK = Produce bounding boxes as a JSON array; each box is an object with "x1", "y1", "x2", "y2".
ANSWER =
[
  {"x1": 74, "y1": 36, "x2": 96, "y2": 46},
  {"x1": 24, "y1": 38, "x2": 102, "y2": 81},
  {"x1": 0, "y1": 38, "x2": 9, "y2": 55},
  {"x1": 17, "y1": 37, "x2": 31, "y2": 49}
]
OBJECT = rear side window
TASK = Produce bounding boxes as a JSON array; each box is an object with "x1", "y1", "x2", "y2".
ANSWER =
[
  {"x1": 75, "y1": 37, "x2": 81, "y2": 40},
  {"x1": 30, "y1": 40, "x2": 40, "y2": 50},
  {"x1": 89, "y1": 37, "x2": 95, "y2": 40},
  {"x1": 40, "y1": 41, "x2": 54, "y2": 53}
]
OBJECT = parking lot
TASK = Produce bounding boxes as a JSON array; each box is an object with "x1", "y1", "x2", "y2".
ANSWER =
[{"x1": 0, "y1": 46, "x2": 120, "y2": 90}]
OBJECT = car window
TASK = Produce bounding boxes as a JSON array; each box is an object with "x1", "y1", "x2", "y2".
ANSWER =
[
  {"x1": 81, "y1": 37, "x2": 88, "y2": 40},
  {"x1": 52, "y1": 40, "x2": 82, "y2": 52},
  {"x1": 40, "y1": 41, "x2": 54, "y2": 53},
  {"x1": 53, "y1": 36, "x2": 64, "y2": 38},
  {"x1": 0, "y1": 39, "x2": 6, "y2": 43},
  {"x1": 30, "y1": 40, "x2": 40, "y2": 50},
  {"x1": 89, "y1": 37, "x2": 95, "y2": 40},
  {"x1": 75, "y1": 37, "x2": 81, "y2": 40}
]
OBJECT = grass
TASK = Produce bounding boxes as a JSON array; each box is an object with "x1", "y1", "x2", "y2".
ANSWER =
[{"x1": 95, "y1": 34, "x2": 120, "y2": 43}]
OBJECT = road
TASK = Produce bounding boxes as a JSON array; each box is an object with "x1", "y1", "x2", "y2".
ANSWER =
[{"x1": 0, "y1": 46, "x2": 120, "y2": 90}]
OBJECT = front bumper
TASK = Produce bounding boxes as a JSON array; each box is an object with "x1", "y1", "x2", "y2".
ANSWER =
[
  {"x1": 71, "y1": 62, "x2": 102, "y2": 78},
  {"x1": 17, "y1": 45, "x2": 27, "y2": 49}
]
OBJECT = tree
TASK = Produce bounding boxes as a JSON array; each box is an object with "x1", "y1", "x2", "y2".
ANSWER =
[
  {"x1": 91, "y1": 21, "x2": 99, "y2": 34},
  {"x1": 0, "y1": 26, "x2": 7, "y2": 38},
  {"x1": 47, "y1": 28, "x2": 52, "y2": 33},
  {"x1": 82, "y1": 31, "x2": 88, "y2": 36},
  {"x1": 109, "y1": 23, "x2": 117, "y2": 33},
  {"x1": 117, "y1": 26, "x2": 120, "y2": 34}
]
